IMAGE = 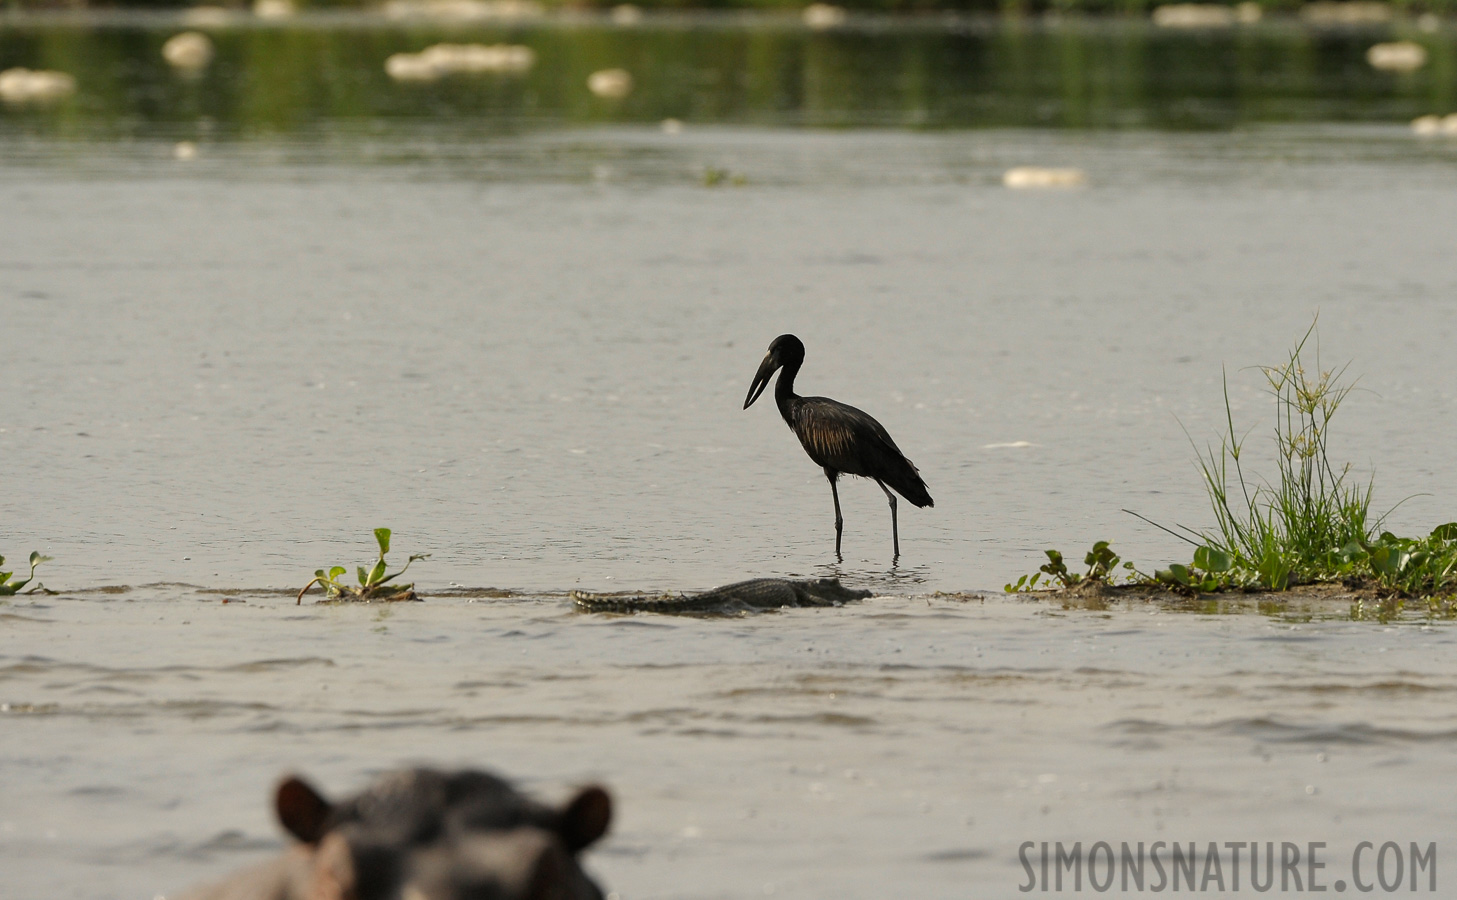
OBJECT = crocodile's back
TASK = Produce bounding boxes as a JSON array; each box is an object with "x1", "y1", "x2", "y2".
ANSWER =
[{"x1": 572, "y1": 577, "x2": 870, "y2": 615}]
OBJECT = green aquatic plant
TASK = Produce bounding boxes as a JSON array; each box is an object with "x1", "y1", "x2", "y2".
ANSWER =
[
  {"x1": 1153, "y1": 544, "x2": 1259, "y2": 593},
  {"x1": 1188, "y1": 323, "x2": 1376, "y2": 588},
  {"x1": 0, "y1": 551, "x2": 52, "y2": 596},
  {"x1": 1354, "y1": 525, "x2": 1457, "y2": 598},
  {"x1": 296, "y1": 528, "x2": 428, "y2": 604},
  {"x1": 701, "y1": 166, "x2": 747, "y2": 187},
  {"x1": 1005, "y1": 540, "x2": 1134, "y2": 592}
]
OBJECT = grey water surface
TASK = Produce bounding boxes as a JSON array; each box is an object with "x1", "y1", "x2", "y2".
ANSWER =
[{"x1": 4, "y1": 119, "x2": 1457, "y2": 897}]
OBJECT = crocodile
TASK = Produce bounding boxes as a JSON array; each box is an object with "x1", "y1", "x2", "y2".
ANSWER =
[{"x1": 571, "y1": 577, "x2": 871, "y2": 615}]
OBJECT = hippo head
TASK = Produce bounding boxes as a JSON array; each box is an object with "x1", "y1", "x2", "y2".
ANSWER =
[{"x1": 273, "y1": 769, "x2": 612, "y2": 900}]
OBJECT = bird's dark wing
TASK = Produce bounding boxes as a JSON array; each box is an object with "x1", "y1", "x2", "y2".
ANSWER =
[{"x1": 791, "y1": 397, "x2": 933, "y2": 508}]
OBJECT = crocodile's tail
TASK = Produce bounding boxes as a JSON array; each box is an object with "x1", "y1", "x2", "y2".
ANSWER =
[{"x1": 571, "y1": 590, "x2": 683, "y2": 614}]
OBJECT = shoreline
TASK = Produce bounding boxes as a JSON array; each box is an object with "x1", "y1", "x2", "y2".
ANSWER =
[
  {"x1": 12, "y1": 576, "x2": 1454, "y2": 621},
  {"x1": 1, "y1": 7, "x2": 1450, "y2": 31}
]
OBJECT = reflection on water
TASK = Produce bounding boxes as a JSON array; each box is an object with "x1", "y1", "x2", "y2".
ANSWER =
[
  {"x1": 4, "y1": 17, "x2": 1457, "y2": 900},
  {"x1": 2, "y1": 17, "x2": 1457, "y2": 136}
]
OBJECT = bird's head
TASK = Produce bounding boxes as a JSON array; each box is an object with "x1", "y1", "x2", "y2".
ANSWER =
[{"x1": 744, "y1": 334, "x2": 805, "y2": 409}]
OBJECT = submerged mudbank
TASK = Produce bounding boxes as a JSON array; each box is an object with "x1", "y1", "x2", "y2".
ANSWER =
[
  {"x1": 303, "y1": 586, "x2": 421, "y2": 604},
  {"x1": 1033, "y1": 578, "x2": 1455, "y2": 621},
  {"x1": 26, "y1": 579, "x2": 1456, "y2": 623},
  {"x1": 571, "y1": 577, "x2": 871, "y2": 615}
]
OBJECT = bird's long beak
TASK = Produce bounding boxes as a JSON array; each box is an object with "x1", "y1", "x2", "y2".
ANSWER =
[{"x1": 744, "y1": 352, "x2": 779, "y2": 409}]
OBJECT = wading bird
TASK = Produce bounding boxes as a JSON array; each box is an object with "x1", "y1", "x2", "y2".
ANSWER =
[{"x1": 743, "y1": 334, "x2": 933, "y2": 560}]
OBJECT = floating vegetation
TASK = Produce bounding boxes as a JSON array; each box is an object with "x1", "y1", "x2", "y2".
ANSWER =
[
  {"x1": 1367, "y1": 41, "x2": 1427, "y2": 73},
  {"x1": 0, "y1": 68, "x2": 76, "y2": 106},
  {"x1": 1006, "y1": 541, "x2": 1133, "y2": 592},
  {"x1": 296, "y1": 528, "x2": 428, "y2": 604},
  {"x1": 1002, "y1": 167, "x2": 1086, "y2": 189},
  {"x1": 587, "y1": 68, "x2": 633, "y2": 99},
  {"x1": 702, "y1": 166, "x2": 747, "y2": 187},
  {"x1": 0, "y1": 552, "x2": 53, "y2": 596},
  {"x1": 1010, "y1": 325, "x2": 1457, "y2": 611},
  {"x1": 162, "y1": 32, "x2": 216, "y2": 73}
]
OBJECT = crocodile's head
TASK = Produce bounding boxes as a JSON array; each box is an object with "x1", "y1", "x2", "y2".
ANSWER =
[{"x1": 807, "y1": 577, "x2": 873, "y2": 601}]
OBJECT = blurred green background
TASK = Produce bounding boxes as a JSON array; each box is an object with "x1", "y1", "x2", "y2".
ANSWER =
[{"x1": 2, "y1": 19, "x2": 1454, "y2": 137}]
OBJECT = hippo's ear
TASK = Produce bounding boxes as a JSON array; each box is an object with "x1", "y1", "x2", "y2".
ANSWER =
[
  {"x1": 558, "y1": 785, "x2": 612, "y2": 852},
  {"x1": 275, "y1": 775, "x2": 334, "y2": 845}
]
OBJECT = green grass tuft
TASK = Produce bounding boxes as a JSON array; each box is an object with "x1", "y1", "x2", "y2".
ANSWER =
[
  {"x1": 1010, "y1": 323, "x2": 1457, "y2": 608},
  {"x1": 1189, "y1": 321, "x2": 1375, "y2": 589}
]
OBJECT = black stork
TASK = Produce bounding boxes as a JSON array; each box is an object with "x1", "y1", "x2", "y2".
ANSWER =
[{"x1": 743, "y1": 334, "x2": 933, "y2": 560}]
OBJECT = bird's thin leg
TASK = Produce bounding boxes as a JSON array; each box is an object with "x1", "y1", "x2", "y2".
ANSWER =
[
  {"x1": 826, "y1": 469, "x2": 844, "y2": 561},
  {"x1": 877, "y1": 479, "x2": 900, "y2": 560}
]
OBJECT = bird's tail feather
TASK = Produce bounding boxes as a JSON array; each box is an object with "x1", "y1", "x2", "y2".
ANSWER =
[{"x1": 886, "y1": 463, "x2": 934, "y2": 508}]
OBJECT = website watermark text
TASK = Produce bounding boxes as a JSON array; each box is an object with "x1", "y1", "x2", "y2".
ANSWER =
[{"x1": 1018, "y1": 841, "x2": 1436, "y2": 893}]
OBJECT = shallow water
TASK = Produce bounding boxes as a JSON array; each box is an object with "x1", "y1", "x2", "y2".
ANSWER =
[
  {"x1": 5, "y1": 125, "x2": 1457, "y2": 593},
  {"x1": 6, "y1": 17, "x2": 1457, "y2": 898},
  {"x1": 5, "y1": 587, "x2": 1456, "y2": 899},
  {"x1": 4, "y1": 123, "x2": 1457, "y2": 900}
]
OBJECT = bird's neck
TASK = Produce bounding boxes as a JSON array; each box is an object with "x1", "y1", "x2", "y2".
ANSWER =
[{"x1": 774, "y1": 359, "x2": 801, "y2": 426}]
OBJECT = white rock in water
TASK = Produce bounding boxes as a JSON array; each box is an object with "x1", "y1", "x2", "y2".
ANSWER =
[
  {"x1": 1411, "y1": 113, "x2": 1457, "y2": 136},
  {"x1": 611, "y1": 4, "x2": 643, "y2": 24},
  {"x1": 163, "y1": 32, "x2": 215, "y2": 72},
  {"x1": 660, "y1": 118, "x2": 684, "y2": 134},
  {"x1": 382, "y1": 0, "x2": 543, "y2": 20},
  {"x1": 1152, "y1": 4, "x2": 1235, "y2": 28},
  {"x1": 587, "y1": 68, "x2": 633, "y2": 99},
  {"x1": 182, "y1": 5, "x2": 235, "y2": 26},
  {"x1": 253, "y1": 0, "x2": 296, "y2": 19},
  {"x1": 1412, "y1": 114, "x2": 1442, "y2": 136},
  {"x1": 1003, "y1": 167, "x2": 1087, "y2": 189},
  {"x1": 386, "y1": 43, "x2": 536, "y2": 81},
  {"x1": 1367, "y1": 41, "x2": 1427, "y2": 72},
  {"x1": 174, "y1": 141, "x2": 199, "y2": 161},
  {"x1": 385, "y1": 52, "x2": 442, "y2": 81},
  {"x1": 0, "y1": 67, "x2": 76, "y2": 105},
  {"x1": 430, "y1": 43, "x2": 535, "y2": 74},
  {"x1": 803, "y1": 3, "x2": 847, "y2": 28}
]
